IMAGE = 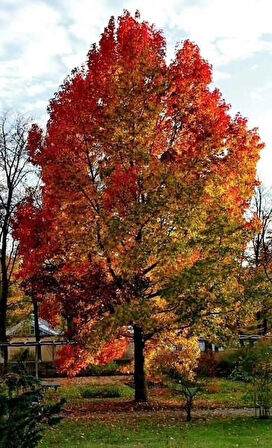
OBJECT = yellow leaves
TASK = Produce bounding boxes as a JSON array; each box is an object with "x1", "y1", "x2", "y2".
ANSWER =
[
  {"x1": 150, "y1": 296, "x2": 167, "y2": 311},
  {"x1": 248, "y1": 211, "x2": 263, "y2": 234},
  {"x1": 146, "y1": 331, "x2": 200, "y2": 382},
  {"x1": 172, "y1": 251, "x2": 201, "y2": 273},
  {"x1": 153, "y1": 250, "x2": 202, "y2": 287}
]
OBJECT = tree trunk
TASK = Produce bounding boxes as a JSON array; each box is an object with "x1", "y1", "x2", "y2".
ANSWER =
[
  {"x1": 0, "y1": 224, "x2": 9, "y2": 371},
  {"x1": 185, "y1": 396, "x2": 194, "y2": 422},
  {"x1": 33, "y1": 299, "x2": 41, "y2": 361},
  {"x1": 256, "y1": 311, "x2": 262, "y2": 334},
  {"x1": 133, "y1": 324, "x2": 148, "y2": 402},
  {"x1": 186, "y1": 404, "x2": 192, "y2": 422},
  {"x1": 0, "y1": 301, "x2": 8, "y2": 370},
  {"x1": 263, "y1": 317, "x2": 268, "y2": 335}
]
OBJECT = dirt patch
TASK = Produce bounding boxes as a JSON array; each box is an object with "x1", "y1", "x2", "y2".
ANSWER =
[{"x1": 63, "y1": 397, "x2": 254, "y2": 422}]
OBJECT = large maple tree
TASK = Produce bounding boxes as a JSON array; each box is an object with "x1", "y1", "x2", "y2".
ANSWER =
[{"x1": 14, "y1": 12, "x2": 262, "y2": 401}]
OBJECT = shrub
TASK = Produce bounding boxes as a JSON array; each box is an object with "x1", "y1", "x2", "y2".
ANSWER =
[
  {"x1": 215, "y1": 350, "x2": 240, "y2": 378},
  {"x1": 197, "y1": 352, "x2": 220, "y2": 377},
  {"x1": 197, "y1": 349, "x2": 243, "y2": 378},
  {"x1": 85, "y1": 362, "x2": 120, "y2": 376},
  {"x1": 80, "y1": 383, "x2": 134, "y2": 399},
  {"x1": 170, "y1": 378, "x2": 204, "y2": 421},
  {"x1": 0, "y1": 371, "x2": 65, "y2": 448},
  {"x1": 237, "y1": 341, "x2": 272, "y2": 418},
  {"x1": 118, "y1": 360, "x2": 134, "y2": 375},
  {"x1": 243, "y1": 381, "x2": 272, "y2": 419},
  {"x1": 145, "y1": 332, "x2": 202, "y2": 421}
]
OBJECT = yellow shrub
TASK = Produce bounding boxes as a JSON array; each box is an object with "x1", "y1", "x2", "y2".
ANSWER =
[{"x1": 145, "y1": 331, "x2": 200, "y2": 382}]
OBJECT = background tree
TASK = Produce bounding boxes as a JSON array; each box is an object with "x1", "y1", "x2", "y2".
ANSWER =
[
  {"x1": 6, "y1": 283, "x2": 32, "y2": 328},
  {"x1": 0, "y1": 114, "x2": 37, "y2": 368},
  {"x1": 15, "y1": 12, "x2": 262, "y2": 401},
  {"x1": 243, "y1": 186, "x2": 272, "y2": 336},
  {"x1": 234, "y1": 340, "x2": 272, "y2": 418}
]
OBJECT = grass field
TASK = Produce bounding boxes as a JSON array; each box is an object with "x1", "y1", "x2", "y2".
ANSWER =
[
  {"x1": 41, "y1": 417, "x2": 272, "y2": 447},
  {"x1": 40, "y1": 377, "x2": 270, "y2": 447}
]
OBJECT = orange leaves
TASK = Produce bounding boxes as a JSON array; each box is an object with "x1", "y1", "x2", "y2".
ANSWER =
[
  {"x1": 173, "y1": 40, "x2": 212, "y2": 87},
  {"x1": 55, "y1": 344, "x2": 94, "y2": 377},
  {"x1": 96, "y1": 337, "x2": 130, "y2": 365},
  {"x1": 156, "y1": 250, "x2": 202, "y2": 283},
  {"x1": 174, "y1": 250, "x2": 201, "y2": 272},
  {"x1": 55, "y1": 338, "x2": 130, "y2": 376}
]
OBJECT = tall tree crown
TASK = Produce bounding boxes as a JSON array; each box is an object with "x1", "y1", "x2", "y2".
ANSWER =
[{"x1": 14, "y1": 12, "x2": 263, "y2": 371}]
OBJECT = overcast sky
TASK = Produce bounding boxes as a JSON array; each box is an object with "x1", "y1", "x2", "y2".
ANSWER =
[{"x1": 1, "y1": 0, "x2": 272, "y2": 185}]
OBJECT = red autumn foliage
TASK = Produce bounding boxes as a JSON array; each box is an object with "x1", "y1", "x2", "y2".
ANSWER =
[
  {"x1": 14, "y1": 12, "x2": 263, "y2": 385},
  {"x1": 54, "y1": 344, "x2": 93, "y2": 377},
  {"x1": 96, "y1": 338, "x2": 130, "y2": 365}
]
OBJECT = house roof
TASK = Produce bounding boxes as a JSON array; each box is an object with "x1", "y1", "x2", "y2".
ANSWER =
[{"x1": 7, "y1": 317, "x2": 60, "y2": 338}]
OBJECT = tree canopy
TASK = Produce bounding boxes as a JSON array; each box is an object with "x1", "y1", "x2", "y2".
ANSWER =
[{"x1": 14, "y1": 12, "x2": 263, "y2": 401}]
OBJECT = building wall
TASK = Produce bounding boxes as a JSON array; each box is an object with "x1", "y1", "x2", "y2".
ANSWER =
[{"x1": 0, "y1": 337, "x2": 66, "y2": 363}]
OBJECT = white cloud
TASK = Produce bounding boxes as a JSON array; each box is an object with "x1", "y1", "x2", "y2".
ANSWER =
[
  {"x1": 1, "y1": 0, "x2": 272, "y2": 108},
  {"x1": 26, "y1": 81, "x2": 57, "y2": 97},
  {"x1": 250, "y1": 81, "x2": 272, "y2": 103},
  {"x1": 22, "y1": 99, "x2": 48, "y2": 113},
  {"x1": 54, "y1": 0, "x2": 272, "y2": 67},
  {"x1": 62, "y1": 0, "x2": 111, "y2": 44},
  {"x1": 61, "y1": 51, "x2": 87, "y2": 71},
  {"x1": 0, "y1": 2, "x2": 70, "y2": 77},
  {"x1": 0, "y1": 1, "x2": 71, "y2": 118},
  {"x1": 213, "y1": 70, "x2": 231, "y2": 82},
  {"x1": 250, "y1": 92, "x2": 264, "y2": 102},
  {"x1": 251, "y1": 109, "x2": 272, "y2": 186},
  {"x1": 164, "y1": 0, "x2": 272, "y2": 66}
]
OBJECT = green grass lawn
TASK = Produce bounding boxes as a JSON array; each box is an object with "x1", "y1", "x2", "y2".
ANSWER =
[
  {"x1": 45, "y1": 381, "x2": 134, "y2": 402},
  {"x1": 197, "y1": 378, "x2": 249, "y2": 408},
  {"x1": 40, "y1": 417, "x2": 272, "y2": 448},
  {"x1": 40, "y1": 378, "x2": 263, "y2": 447}
]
